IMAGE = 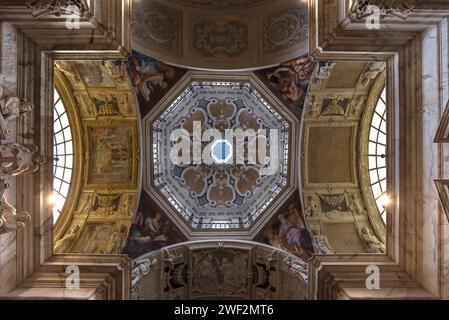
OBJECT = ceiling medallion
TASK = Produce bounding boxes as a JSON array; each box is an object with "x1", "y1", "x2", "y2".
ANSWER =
[
  {"x1": 210, "y1": 139, "x2": 233, "y2": 164},
  {"x1": 143, "y1": 73, "x2": 298, "y2": 238},
  {"x1": 349, "y1": 0, "x2": 415, "y2": 21}
]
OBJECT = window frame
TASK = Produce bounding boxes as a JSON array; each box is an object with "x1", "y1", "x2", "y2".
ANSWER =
[
  {"x1": 367, "y1": 87, "x2": 387, "y2": 223},
  {"x1": 53, "y1": 88, "x2": 74, "y2": 223}
]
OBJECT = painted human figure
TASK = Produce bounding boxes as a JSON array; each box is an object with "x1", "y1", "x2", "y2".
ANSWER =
[
  {"x1": 0, "y1": 86, "x2": 34, "y2": 122},
  {"x1": 278, "y1": 205, "x2": 314, "y2": 257},
  {"x1": 127, "y1": 211, "x2": 152, "y2": 258},
  {"x1": 145, "y1": 211, "x2": 168, "y2": 249},
  {"x1": 267, "y1": 57, "x2": 315, "y2": 104},
  {"x1": 0, "y1": 195, "x2": 30, "y2": 234}
]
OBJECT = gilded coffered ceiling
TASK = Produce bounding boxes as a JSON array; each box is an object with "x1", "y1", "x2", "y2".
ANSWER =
[
  {"x1": 53, "y1": 60, "x2": 141, "y2": 255},
  {"x1": 131, "y1": 0, "x2": 308, "y2": 70}
]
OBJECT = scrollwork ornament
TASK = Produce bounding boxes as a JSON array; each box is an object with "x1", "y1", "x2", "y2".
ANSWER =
[
  {"x1": 26, "y1": 0, "x2": 89, "y2": 18},
  {"x1": 263, "y1": 8, "x2": 307, "y2": 53},
  {"x1": 131, "y1": 3, "x2": 179, "y2": 53},
  {"x1": 349, "y1": 0, "x2": 415, "y2": 21}
]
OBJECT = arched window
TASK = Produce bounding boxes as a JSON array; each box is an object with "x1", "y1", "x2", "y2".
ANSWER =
[
  {"x1": 368, "y1": 87, "x2": 387, "y2": 223},
  {"x1": 53, "y1": 89, "x2": 73, "y2": 223}
]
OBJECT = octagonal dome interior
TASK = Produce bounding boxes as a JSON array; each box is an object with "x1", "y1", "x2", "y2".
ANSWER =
[{"x1": 150, "y1": 80, "x2": 291, "y2": 230}]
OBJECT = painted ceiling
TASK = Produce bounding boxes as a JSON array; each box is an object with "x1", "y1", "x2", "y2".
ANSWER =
[{"x1": 151, "y1": 81, "x2": 290, "y2": 229}]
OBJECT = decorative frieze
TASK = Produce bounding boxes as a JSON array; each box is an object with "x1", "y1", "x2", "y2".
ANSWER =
[{"x1": 132, "y1": 240, "x2": 308, "y2": 300}]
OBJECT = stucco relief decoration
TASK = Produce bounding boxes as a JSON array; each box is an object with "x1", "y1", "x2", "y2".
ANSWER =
[
  {"x1": 192, "y1": 20, "x2": 249, "y2": 58},
  {"x1": 162, "y1": 249, "x2": 188, "y2": 299},
  {"x1": 311, "y1": 61, "x2": 336, "y2": 87},
  {"x1": 76, "y1": 93, "x2": 136, "y2": 118},
  {"x1": 283, "y1": 256, "x2": 308, "y2": 282},
  {"x1": 73, "y1": 223, "x2": 114, "y2": 254},
  {"x1": 26, "y1": 0, "x2": 89, "y2": 18},
  {"x1": 263, "y1": 7, "x2": 308, "y2": 54},
  {"x1": 310, "y1": 225, "x2": 334, "y2": 254},
  {"x1": 0, "y1": 86, "x2": 34, "y2": 138},
  {"x1": 359, "y1": 226, "x2": 386, "y2": 253},
  {"x1": 132, "y1": 257, "x2": 158, "y2": 300},
  {"x1": 361, "y1": 61, "x2": 386, "y2": 86},
  {"x1": 132, "y1": 2, "x2": 181, "y2": 55},
  {"x1": 320, "y1": 97, "x2": 349, "y2": 116},
  {"x1": 253, "y1": 251, "x2": 277, "y2": 299},
  {"x1": 349, "y1": 0, "x2": 415, "y2": 21},
  {"x1": 131, "y1": 241, "x2": 308, "y2": 300},
  {"x1": 74, "y1": 192, "x2": 135, "y2": 217},
  {"x1": 55, "y1": 61, "x2": 83, "y2": 89}
]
